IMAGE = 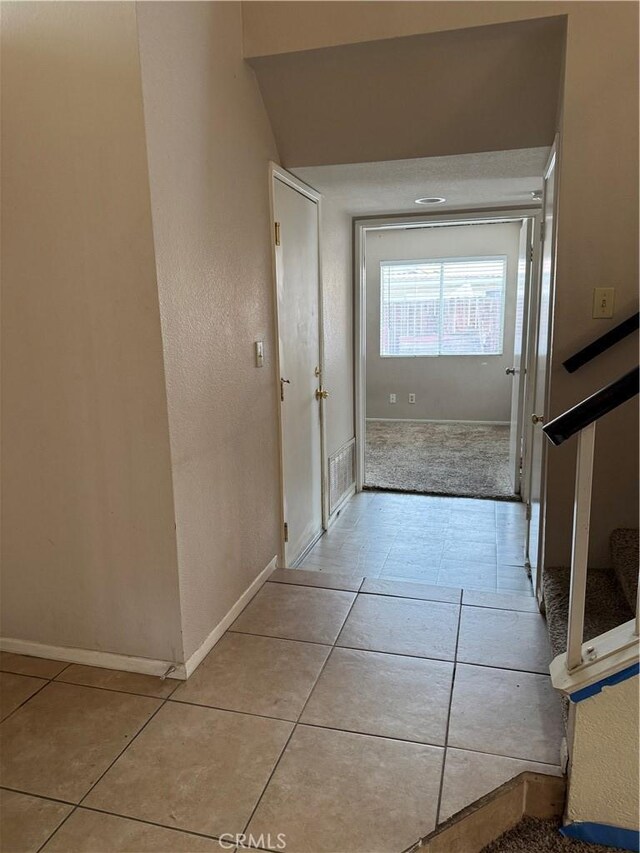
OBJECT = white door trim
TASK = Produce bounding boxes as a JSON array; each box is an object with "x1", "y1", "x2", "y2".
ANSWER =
[
  {"x1": 529, "y1": 136, "x2": 561, "y2": 602},
  {"x1": 268, "y1": 162, "x2": 327, "y2": 565},
  {"x1": 354, "y1": 207, "x2": 543, "y2": 493}
]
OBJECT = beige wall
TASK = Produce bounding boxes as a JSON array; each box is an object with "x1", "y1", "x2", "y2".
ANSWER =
[
  {"x1": 248, "y1": 17, "x2": 564, "y2": 167},
  {"x1": 568, "y1": 675, "x2": 639, "y2": 831},
  {"x1": 544, "y1": 3, "x2": 639, "y2": 568},
  {"x1": 242, "y1": 1, "x2": 593, "y2": 57},
  {"x1": 0, "y1": 2, "x2": 183, "y2": 661},
  {"x1": 136, "y1": 1, "x2": 281, "y2": 660},
  {"x1": 244, "y1": 0, "x2": 639, "y2": 568},
  {"x1": 365, "y1": 223, "x2": 521, "y2": 422},
  {"x1": 320, "y1": 200, "x2": 355, "y2": 459}
]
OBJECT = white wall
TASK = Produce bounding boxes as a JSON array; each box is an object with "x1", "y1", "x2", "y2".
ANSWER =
[
  {"x1": 365, "y1": 223, "x2": 521, "y2": 422},
  {"x1": 568, "y1": 675, "x2": 639, "y2": 832},
  {"x1": 136, "y1": 1, "x2": 282, "y2": 661},
  {"x1": 0, "y1": 1, "x2": 184, "y2": 663}
]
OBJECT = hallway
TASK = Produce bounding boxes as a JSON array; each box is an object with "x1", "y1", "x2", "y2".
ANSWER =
[{"x1": 0, "y1": 489, "x2": 564, "y2": 852}]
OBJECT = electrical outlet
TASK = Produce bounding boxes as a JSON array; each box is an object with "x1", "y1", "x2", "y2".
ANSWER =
[
  {"x1": 389, "y1": 393, "x2": 396, "y2": 404},
  {"x1": 408, "y1": 393, "x2": 416, "y2": 404},
  {"x1": 592, "y1": 287, "x2": 615, "y2": 319}
]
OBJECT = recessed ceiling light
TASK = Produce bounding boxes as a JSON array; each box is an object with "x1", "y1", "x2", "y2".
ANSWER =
[{"x1": 415, "y1": 196, "x2": 446, "y2": 205}]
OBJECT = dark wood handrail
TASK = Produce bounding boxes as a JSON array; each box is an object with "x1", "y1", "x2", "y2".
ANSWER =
[
  {"x1": 543, "y1": 367, "x2": 639, "y2": 446},
  {"x1": 563, "y1": 312, "x2": 639, "y2": 374}
]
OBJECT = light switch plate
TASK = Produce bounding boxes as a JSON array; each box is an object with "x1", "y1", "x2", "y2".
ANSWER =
[
  {"x1": 593, "y1": 287, "x2": 615, "y2": 319},
  {"x1": 255, "y1": 340, "x2": 264, "y2": 367}
]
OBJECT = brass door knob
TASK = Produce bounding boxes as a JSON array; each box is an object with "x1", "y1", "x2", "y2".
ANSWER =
[
  {"x1": 531, "y1": 413, "x2": 545, "y2": 425},
  {"x1": 315, "y1": 388, "x2": 329, "y2": 400}
]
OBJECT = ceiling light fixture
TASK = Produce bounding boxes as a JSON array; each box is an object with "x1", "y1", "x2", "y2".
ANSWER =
[{"x1": 415, "y1": 196, "x2": 446, "y2": 205}]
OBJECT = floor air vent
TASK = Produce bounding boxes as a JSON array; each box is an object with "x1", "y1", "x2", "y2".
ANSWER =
[{"x1": 329, "y1": 438, "x2": 356, "y2": 515}]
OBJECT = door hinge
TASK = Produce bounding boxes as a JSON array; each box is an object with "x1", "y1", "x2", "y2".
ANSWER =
[
  {"x1": 530, "y1": 246, "x2": 534, "y2": 262},
  {"x1": 283, "y1": 522, "x2": 289, "y2": 543},
  {"x1": 525, "y1": 502, "x2": 532, "y2": 521},
  {"x1": 274, "y1": 221, "x2": 281, "y2": 246},
  {"x1": 540, "y1": 221, "x2": 545, "y2": 243}
]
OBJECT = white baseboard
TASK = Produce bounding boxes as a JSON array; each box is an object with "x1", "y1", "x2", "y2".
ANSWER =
[
  {"x1": 181, "y1": 555, "x2": 277, "y2": 679},
  {"x1": 0, "y1": 637, "x2": 179, "y2": 679},
  {"x1": 0, "y1": 555, "x2": 278, "y2": 682},
  {"x1": 366, "y1": 417, "x2": 510, "y2": 426}
]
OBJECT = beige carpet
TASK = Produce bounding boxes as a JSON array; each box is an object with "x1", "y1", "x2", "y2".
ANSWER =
[
  {"x1": 481, "y1": 817, "x2": 625, "y2": 852},
  {"x1": 365, "y1": 420, "x2": 515, "y2": 500}
]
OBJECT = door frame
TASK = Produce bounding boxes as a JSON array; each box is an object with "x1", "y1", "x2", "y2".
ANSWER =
[
  {"x1": 354, "y1": 207, "x2": 542, "y2": 495},
  {"x1": 525, "y1": 137, "x2": 561, "y2": 600},
  {"x1": 268, "y1": 162, "x2": 328, "y2": 566}
]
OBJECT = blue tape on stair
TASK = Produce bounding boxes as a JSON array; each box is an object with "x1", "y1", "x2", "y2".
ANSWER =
[
  {"x1": 561, "y1": 821, "x2": 640, "y2": 852},
  {"x1": 570, "y1": 662, "x2": 639, "y2": 703}
]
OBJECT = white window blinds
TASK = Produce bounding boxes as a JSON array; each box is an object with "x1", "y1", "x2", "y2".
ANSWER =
[{"x1": 380, "y1": 256, "x2": 507, "y2": 357}]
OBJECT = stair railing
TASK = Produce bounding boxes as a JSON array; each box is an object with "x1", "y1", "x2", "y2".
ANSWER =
[
  {"x1": 563, "y1": 311, "x2": 639, "y2": 373},
  {"x1": 543, "y1": 366, "x2": 639, "y2": 671}
]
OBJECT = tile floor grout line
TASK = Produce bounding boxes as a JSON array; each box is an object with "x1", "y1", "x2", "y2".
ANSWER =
[
  {"x1": 239, "y1": 723, "x2": 297, "y2": 838},
  {"x1": 76, "y1": 697, "x2": 169, "y2": 808},
  {"x1": 167, "y1": 695, "x2": 299, "y2": 724},
  {"x1": 226, "y1": 629, "x2": 336, "y2": 648},
  {"x1": 434, "y1": 598, "x2": 464, "y2": 826},
  {"x1": 436, "y1": 743, "x2": 564, "y2": 768},
  {"x1": 0, "y1": 661, "x2": 72, "y2": 681},
  {"x1": 42, "y1": 800, "x2": 237, "y2": 846},
  {"x1": 35, "y1": 803, "x2": 78, "y2": 853},
  {"x1": 49, "y1": 679, "x2": 179, "y2": 701},
  {"x1": 292, "y1": 719, "x2": 447, "y2": 750},
  {"x1": 238, "y1": 580, "x2": 365, "y2": 838},
  {"x1": 0, "y1": 677, "x2": 51, "y2": 725},
  {"x1": 0, "y1": 785, "x2": 78, "y2": 807},
  {"x1": 29, "y1": 794, "x2": 238, "y2": 853}
]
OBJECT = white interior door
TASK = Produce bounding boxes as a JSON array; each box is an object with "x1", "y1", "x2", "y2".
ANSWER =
[
  {"x1": 527, "y1": 141, "x2": 559, "y2": 597},
  {"x1": 508, "y1": 219, "x2": 534, "y2": 493},
  {"x1": 273, "y1": 173, "x2": 323, "y2": 566}
]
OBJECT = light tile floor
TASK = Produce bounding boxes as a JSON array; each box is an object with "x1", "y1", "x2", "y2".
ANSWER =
[
  {"x1": 0, "y1": 537, "x2": 563, "y2": 852},
  {"x1": 300, "y1": 492, "x2": 533, "y2": 595}
]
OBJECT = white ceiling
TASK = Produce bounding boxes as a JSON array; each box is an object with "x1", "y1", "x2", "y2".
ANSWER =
[{"x1": 293, "y1": 147, "x2": 549, "y2": 217}]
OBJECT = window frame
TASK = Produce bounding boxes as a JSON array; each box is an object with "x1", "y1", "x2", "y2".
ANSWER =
[{"x1": 379, "y1": 254, "x2": 508, "y2": 359}]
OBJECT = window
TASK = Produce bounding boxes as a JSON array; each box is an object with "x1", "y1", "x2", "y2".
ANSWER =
[{"x1": 380, "y1": 256, "x2": 507, "y2": 357}]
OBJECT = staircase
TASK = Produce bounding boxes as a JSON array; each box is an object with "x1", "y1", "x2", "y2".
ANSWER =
[{"x1": 544, "y1": 528, "x2": 638, "y2": 669}]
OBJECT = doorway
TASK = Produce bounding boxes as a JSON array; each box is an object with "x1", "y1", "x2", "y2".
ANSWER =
[
  {"x1": 270, "y1": 165, "x2": 326, "y2": 567},
  {"x1": 355, "y1": 212, "x2": 540, "y2": 504}
]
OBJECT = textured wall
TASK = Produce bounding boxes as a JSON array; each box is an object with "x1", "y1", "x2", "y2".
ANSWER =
[
  {"x1": 136, "y1": 1, "x2": 281, "y2": 660},
  {"x1": 0, "y1": 2, "x2": 183, "y2": 661},
  {"x1": 568, "y1": 675, "x2": 639, "y2": 831},
  {"x1": 365, "y1": 223, "x2": 521, "y2": 422}
]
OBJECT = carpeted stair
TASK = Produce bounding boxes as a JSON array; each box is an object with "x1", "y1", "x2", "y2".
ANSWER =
[
  {"x1": 481, "y1": 816, "x2": 626, "y2": 852},
  {"x1": 610, "y1": 528, "x2": 639, "y2": 617},
  {"x1": 543, "y1": 528, "x2": 638, "y2": 661},
  {"x1": 543, "y1": 528, "x2": 638, "y2": 725}
]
